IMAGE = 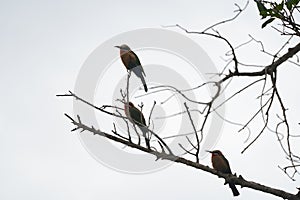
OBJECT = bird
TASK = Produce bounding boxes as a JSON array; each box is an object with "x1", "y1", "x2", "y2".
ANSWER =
[
  {"x1": 207, "y1": 150, "x2": 240, "y2": 196},
  {"x1": 124, "y1": 101, "x2": 150, "y2": 148},
  {"x1": 115, "y1": 44, "x2": 148, "y2": 92}
]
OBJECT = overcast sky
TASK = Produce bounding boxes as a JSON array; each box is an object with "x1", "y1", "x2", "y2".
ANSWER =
[{"x1": 0, "y1": 0, "x2": 299, "y2": 200}]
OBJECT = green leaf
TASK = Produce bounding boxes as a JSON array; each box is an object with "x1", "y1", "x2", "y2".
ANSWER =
[
  {"x1": 286, "y1": 0, "x2": 300, "y2": 10},
  {"x1": 270, "y1": 11, "x2": 281, "y2": 18},
  {"x1": 256, "y1": 0, "x2": 268, "y2": 18},
  {"x1": 262, "y1": 18, "x2": 275, "y2": 28},
  {"x1": 275, "y1": 2, "x2": 284, "y2": 11}
]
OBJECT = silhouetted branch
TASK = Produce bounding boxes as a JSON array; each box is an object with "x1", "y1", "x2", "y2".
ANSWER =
[
  {"x1": 148, "y1": 101, "x2": 156, "y2": 127},
  {"x1": 184, "y1": 102, "x2": 200, "y2": 163},
  {"x1": 57, "y1": 91, "x2": 127, "y2": 119},
  {"x1": 63, "y1": 113, "x2": 300, "y2": 200},
  {"x1": 58, "y1": 1, "x2": 300, "y2": 196}
]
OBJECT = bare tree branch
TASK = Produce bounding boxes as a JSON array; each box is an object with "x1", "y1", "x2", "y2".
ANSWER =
[
  {"x1": 184, "y1": 102, "x2": 200, "y2": 163},
  {"x1": 63, "y1": 113, "x2": 300, "y2": 200}
]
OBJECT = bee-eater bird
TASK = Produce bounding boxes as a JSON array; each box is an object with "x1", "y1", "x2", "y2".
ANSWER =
[
  {"x1": 207, "y1": 150, "x2": 240, "y2": 196},
  {"x1": 115, "y1": 44, "x2": 148, "y2": 92},
  {"x1": 124, "y1": 102, "x2": 150, "y2": 148}
]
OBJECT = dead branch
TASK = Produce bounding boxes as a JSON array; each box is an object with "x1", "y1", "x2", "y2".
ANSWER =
[{"x1": 64, "y1": 113, "x2": 300, "y2": 200}]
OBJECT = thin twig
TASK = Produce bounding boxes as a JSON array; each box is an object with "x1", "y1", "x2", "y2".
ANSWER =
[{"x1": 184, "y1": 102, "x2": 200, "y2": 163}]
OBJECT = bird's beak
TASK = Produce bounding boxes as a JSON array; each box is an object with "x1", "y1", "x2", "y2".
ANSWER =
[
  {"x1": 114, "y1": 45, "x2": 121, "y2": 49},
  {"x1": 206, "y1": 150, "x2": 213, "y2": 153}
]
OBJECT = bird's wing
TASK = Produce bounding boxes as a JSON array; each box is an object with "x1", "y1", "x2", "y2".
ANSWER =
[
  {"x1": 130, "y1": 51, "x2": 146, "y2": 76},
  {"x1": 124, "y1": 51, "x2": 138, "y2": 69},
  {"x1": 129, "y1": 106, "x2": 146, "y2": 126},
  {"x1": 221, "y1": 155, "x2": 232, "y2": 174},
  {"x1": 131, "y1": 66, "x2": 148, "y2": 92},
  {"x1": 131, "y1": 51, "x2": 141, "y2": 65},
  {"x1": 132, "y1": 66, "x2": 144, "y2": 78}
]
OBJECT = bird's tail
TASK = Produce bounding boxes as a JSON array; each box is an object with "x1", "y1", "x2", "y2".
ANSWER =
[
  {"x1": 140, "y1": 127, "x2": 150, "y2": 149},
  {"x1": 132, "y1": 66, "x2": 148, "y2": 92},
  {"x1": 229, "y1": 182, "x2": 240, "y2": 196},
  {"x1": 145, "y1": 137, "x2": 150, "y2": 149},
  {"x1": 139, "y1": 75, "x2": 148, "y2": 92},
  {"x1": 140, "y1": 75, "x2": 148, "y2": 92}
]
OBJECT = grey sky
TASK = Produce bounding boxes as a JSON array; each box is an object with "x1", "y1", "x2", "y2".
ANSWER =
[{"x1": 0, "y1": 0, "x2": 299, "y2": 199}]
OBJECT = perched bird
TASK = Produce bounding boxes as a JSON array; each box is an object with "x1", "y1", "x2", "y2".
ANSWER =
[
  {"x1": 115, "y1": 44, "x2": 148, "y2": 92},
  {"x1": 207, "y1": 150, "x2": 240, "y2": 196},
  {"x1": 124, "y1": 102, "x2": 150, "y2": 148}
]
